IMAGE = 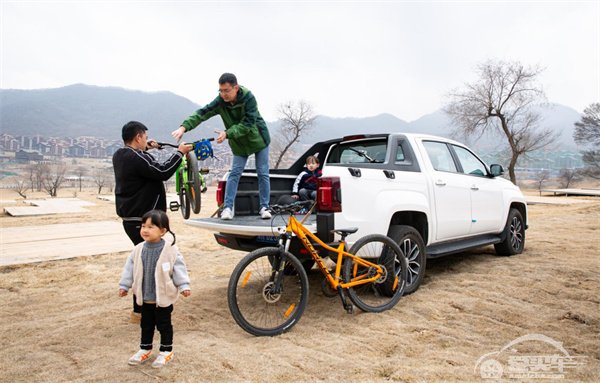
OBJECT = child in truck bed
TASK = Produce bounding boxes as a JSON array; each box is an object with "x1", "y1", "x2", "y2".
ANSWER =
[{"x1": 292, "y1": 155, "x2": 322, "y2": 201}]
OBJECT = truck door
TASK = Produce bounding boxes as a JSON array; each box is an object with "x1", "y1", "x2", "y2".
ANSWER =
[
  {"x1": 451, "y1": 145, "x2": 504, "y2": 234},
  {"x1": 422, "y1": 141, "x2": 472, "y2": 241}
]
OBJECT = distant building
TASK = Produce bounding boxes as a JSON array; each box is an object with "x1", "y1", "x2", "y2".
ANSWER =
[
  {"x1": 15, "y1": 149, "x2": 43, "y2": 163},
  {"x1": 68, "y1": 144, "x2": 86, "y2": 157},
  {"x1": 89, "y1": 145, "x2": 107, "y2": 158}
]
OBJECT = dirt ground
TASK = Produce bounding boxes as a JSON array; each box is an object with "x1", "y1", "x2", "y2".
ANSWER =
[{"x1": 0, "y1": 187, "x2": 598, "y2": 382}]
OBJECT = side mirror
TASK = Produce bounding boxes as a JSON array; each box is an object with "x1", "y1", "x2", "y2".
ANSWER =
[{"x1": 490, "y1": 164, "x2": 504, "y2": 177}]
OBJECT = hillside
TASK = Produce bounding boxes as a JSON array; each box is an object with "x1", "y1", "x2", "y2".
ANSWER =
[
  {"x1": 0, "y1": 84, "x2": 583, "y2": 149},
  {"x1": 0, "y1": 84, "x2": 213, "y2": 142}
]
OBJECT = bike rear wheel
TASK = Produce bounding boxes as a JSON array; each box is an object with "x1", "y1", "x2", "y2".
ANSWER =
[
  {"x1": 228, "y1": 247, "x2": 309, "y2": 336},
  {"x1": 343, "y1": 234, "x2": 407, "y2": 313},
  {"x1": 178, "y1": 168, "x2": 191, "y2": 219},
  {"x1": 186, "y1": 151, "x2": 202, "y2": 214}
]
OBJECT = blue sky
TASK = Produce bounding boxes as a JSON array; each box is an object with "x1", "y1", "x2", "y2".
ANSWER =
[{"x1": 1, "y1": 1, "x2": 598, "y2": 121}]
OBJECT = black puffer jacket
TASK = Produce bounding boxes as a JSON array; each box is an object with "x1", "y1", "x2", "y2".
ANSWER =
[{"x1": 113, "y1": 147, "x2": 182, "y2": 219}]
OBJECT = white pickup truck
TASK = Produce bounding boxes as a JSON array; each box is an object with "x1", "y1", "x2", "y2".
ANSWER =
[{"x1": 186, "y1": 133, "x2": 527, "y2": 294}]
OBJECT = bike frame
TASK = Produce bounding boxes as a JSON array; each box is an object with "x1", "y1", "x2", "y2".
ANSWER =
[
  {"x1": 283, "y1": 214, "x2": 395, "y2": 290},
  {"x1": 174, "y1": 148, "x2": 204, "y2": 195}
]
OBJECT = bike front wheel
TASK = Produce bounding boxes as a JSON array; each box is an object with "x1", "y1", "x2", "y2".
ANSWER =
[
  {"x1": 186, "y1": 151, "x2": 202, "y2": 214},
  {"x1": 343, "y1": 234, "x2": 408, "y2": 313},
  {"x1": 228, "y1": 247, "x2": 309, "y2": 336}
]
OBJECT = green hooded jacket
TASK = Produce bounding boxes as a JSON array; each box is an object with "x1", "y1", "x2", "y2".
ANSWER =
[{"x1": 180, "y1": 86, "x2": 271, "y2": 156}]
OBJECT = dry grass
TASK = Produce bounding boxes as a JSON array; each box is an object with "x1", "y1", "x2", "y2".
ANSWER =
[{"x1": 0, "y1": 187, "x2": 598, "y2": 382}]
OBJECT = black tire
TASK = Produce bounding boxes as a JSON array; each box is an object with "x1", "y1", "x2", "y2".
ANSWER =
[
  {"x1": 228, "y1": 247, "x2": 309, "y2": 336},
  {"x1": 344, "y1": 234, "x2": 407, "y2": 313},
  {"x1": 186, "y1": 151, "x2": 202, "y2": 214},
  {"x1": 388, "y1": 225, "x2": 426, "y2": 295},
  {"x1": 494, "y1": 208, "x2": 525, "y2": 256},
  {"x1": 178, "y1": 169, "x2": 191, "y2": 219}
]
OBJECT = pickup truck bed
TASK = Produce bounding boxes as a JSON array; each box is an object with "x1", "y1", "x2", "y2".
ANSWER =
[{"x1": 186, "y1": 214, "x2": 317, "y2": 236}]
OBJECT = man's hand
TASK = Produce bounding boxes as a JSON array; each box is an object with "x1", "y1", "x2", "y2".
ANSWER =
[
  {"x1": 119, "y1": 289, "x2": 128, "y2": 297},
  {"x1": 178, "y1": 143, "x2": 193, "y2": 154},
  {"x1": 215, "y1": 129, "x2": 227, "y2": 144},
  {"x1": 171, "y1": 126, "x2": 186, "y2": 142},
  {"x1": 146, "y1": 140, "x2": 159, "y2": 150},
  {"x1": 181, "y1": 290, "x2": 191, "y2": 297},
  {"x1": 291, "y1": 195, "x2": 299, "y2": 200}
]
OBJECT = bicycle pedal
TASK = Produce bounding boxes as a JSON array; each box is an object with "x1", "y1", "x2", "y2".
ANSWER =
[{"x1": 169, "y1": 201, "x2": 180, "y2": 212}]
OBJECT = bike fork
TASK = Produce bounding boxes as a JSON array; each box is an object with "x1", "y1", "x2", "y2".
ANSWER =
[{"x1": 337, "y1": 286, "x2": 354, "y2": 314}]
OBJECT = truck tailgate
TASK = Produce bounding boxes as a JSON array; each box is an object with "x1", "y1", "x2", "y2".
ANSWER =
[{"x1": 184, "y1": 215, "x2": 317, "y2": 236}]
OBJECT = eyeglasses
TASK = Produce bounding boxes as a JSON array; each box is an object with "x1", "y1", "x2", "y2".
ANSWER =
[{"x1": 218, "y1": 86, "x2": 236, "y2": 95}]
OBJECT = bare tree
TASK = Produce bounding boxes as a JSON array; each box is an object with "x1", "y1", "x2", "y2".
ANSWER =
[
  {"x1": 535, "y1": 170, "x2": 551, "y2": 196},
  {"x1": 75, "y1": 166, "x2": 87, "y2": 191},
  {"x1": 93, "y1": 167, "x2": 112, "y2": 194},
  {"x1": 12, "y1": 178, "x2": 28, "y2": 198},
  {"x1": 28, "y1": 163, "x2": 46, "y2": 191},
  {"x1": 444, "y1": 59, "x2": 558, "y2": 184},
  {"x1": 42, "y1": 162, "x2": 67, "y2": 197},
  {"x1": 573, "y1": 102, "x2": 600, "y2": 179},
  {"x1": 558, "y1": 168, "x2": 581, "y2": 188},
  {"x1": 272, "y1": 101, "x2": 316, "y2": 169}
]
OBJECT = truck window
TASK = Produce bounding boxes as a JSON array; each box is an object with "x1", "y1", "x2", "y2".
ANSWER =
[
  {"x1": 327, "y1": 139, "x2": 388, "y2": 165},
  {"x1": 423, "y1": 141, "x2": 457, "y2": 172},
  {"x1": 452, "y1": 145, "x2": 488, "y2": 176},
  {"x1": 396, "y1": 143, "x2": 405, "y2": 162}
]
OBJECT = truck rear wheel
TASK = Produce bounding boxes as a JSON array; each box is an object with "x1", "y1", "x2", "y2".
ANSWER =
[{"x1": 388, "y1": 225, "x2": 426, "y2": 295}]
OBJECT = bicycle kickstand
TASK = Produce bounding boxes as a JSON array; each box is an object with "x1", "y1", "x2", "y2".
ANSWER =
[{"x1": 337, "y1": 286, "x2": 354, "y2": 314}]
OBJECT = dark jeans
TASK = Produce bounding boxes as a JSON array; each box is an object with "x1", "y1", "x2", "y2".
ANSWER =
[
  {"x1": 299, "y1": 188, "x2": 317, "y2": 201},
  {"x1": 140, "y1": 303, "x2": 174, "y2": 352},
  {"x1": 123, "y1": 221, "x2": 143, "y2": 314},
  {"x1": 123, "y1": 221, "x2": 144, "y2": 245}
]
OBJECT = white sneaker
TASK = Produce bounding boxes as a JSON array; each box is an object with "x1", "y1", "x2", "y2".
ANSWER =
[
  {"x1": 220, "y1": 207, "x2": 234, "y2": 220},
  {"x1": 128, "y1": 349, "x2": 152, "y2": 365},
  {"x1": 152, "y1": 351, "x2": 174, "y2": 368},
  {"x1": 259, "y1": 207, "x2": 272, "y2": 219}
]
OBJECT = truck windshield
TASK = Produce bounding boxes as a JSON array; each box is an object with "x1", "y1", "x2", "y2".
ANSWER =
[{"x1": 326, "y1": 139, "x2": 388, "y2": 164}]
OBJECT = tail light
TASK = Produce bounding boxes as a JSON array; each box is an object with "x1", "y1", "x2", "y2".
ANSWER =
[
  {"x1": 216, "y1": 181, "x2": 226, "y2": 207},
  {"x1": 317, "y1": 177, "x2": 342, "y2": 212}
]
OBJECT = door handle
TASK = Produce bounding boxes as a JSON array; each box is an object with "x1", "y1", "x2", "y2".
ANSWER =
[
  {"x1": 435, "y1": 180, "x2": 446, "y2": 186},
  {"x1": 383, "y1": 170, "x2": 395, "y2": 179},
  {"x1": 348, "y1": 168, "x2": 361, "y2": 177},
  {"x1": 471, "y1": 185, "x2": 479, "y2": 191}
]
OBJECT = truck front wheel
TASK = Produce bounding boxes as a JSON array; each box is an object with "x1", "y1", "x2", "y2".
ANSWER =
[
  {"x1": 388, "y1": 225, "x2": 426, "y2": 295},
  {"x1": 494, "y1": 208, "x2": 525, "y2": 256}
]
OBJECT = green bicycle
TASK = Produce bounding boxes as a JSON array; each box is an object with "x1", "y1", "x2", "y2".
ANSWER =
[{"x1": 158, "y1": 138, "x2": 214, "y2": 219}]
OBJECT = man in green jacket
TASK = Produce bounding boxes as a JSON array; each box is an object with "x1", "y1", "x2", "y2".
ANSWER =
[{"x1": 172, "y1": 73, "x2": 271, "y2": 220}]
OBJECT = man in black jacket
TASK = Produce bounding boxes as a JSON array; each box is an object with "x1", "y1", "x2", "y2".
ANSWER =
[{"x1": 113, "y1": 121, "x2": 192, "y2": 244}]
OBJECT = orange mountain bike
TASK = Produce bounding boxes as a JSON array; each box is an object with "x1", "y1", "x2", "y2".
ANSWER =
[{"x1": 227, "y1": 201, "x2": 408, "y2": 336}]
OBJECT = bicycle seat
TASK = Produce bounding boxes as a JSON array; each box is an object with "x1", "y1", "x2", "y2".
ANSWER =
[{"x1": 332, "y1": 228, "x2": 358, "y2": 237}]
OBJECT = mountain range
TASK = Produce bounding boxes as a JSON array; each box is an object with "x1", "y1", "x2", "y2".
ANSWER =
[{"x1": 0, "y1": 84, "x2": 584, "y2": 150}]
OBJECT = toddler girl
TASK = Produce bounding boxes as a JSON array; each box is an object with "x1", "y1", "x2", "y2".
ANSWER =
[{"x1": 119, "y1": 209, "x2": 191, "y2": 368}]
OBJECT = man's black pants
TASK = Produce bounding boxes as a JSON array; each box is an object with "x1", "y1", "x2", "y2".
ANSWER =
[
  {"x1": 123, "y1": 220, "x2": 143, "y2": 314},
  {"x1": 140, "y1": 303, "x2": 173, "y2": 352}
]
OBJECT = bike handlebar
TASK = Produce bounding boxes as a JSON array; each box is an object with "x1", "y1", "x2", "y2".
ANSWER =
[
  {"x1": 269, "y1": 200, "x2": 315, "y2": 214},
  {"x1": 156, "y1": 137, "x2": 215, "y2": 149}
]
